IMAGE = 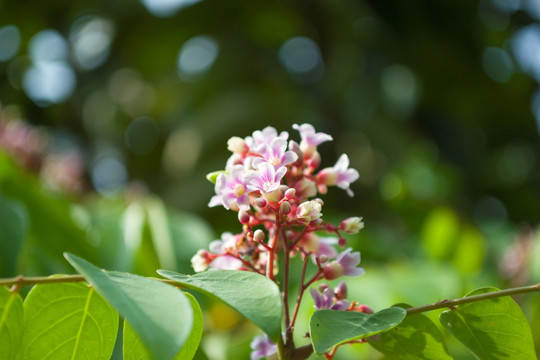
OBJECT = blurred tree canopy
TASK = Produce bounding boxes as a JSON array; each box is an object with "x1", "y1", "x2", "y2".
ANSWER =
[{"x1": 1, "y1": 0, "x2": 539, "y2": 278}]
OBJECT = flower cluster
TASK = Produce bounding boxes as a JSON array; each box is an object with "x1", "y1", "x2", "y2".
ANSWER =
[
  {"x1": 191, "y1": 124, "x2": 366, "y2": 359},
  {"x1": 192, "y1": 124, "x2": 363, "y2": 276}
]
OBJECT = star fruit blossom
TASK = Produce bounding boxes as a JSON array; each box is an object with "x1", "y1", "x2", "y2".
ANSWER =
[{"x1": 208, "y1": 164, "x2": 251, "y2": 211}]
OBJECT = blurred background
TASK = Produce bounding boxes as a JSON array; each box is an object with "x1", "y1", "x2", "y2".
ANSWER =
[{"x1": 1, "y1": 0, "x2": 539, "y2": 359}]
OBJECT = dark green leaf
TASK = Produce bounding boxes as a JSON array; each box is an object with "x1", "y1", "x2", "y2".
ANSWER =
[
  {"x1": 157, "y1": 269, "x2": 282, "y2": 341},
  {"x1": 123, "y1": 292, "x2": 203, "y2": 360},
  {"x1": 0, "y1": 197, "x2": 27, "y2": 276},
  {"x1": 65, "y1": 253, "x2": 193, "y2": 360},
  {"x1": 440, "y1": 287, "x2": 536, "y2": 359},
  {"x1": 368, "y1": 304, "x2": 452, "y2": 359},
  {"x1": 21, "y1": 281, "x2": 118, "y2": 360},
  {"x1": 309, "y1": 307, "x2": 407, "y2": 354},
  {"x1": 0, "y1": 287, "x2": 23, "y2": 360}
]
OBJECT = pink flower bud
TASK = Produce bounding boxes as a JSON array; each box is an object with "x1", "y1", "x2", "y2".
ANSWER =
[
  {"x1": 317, "y1": 168, "x2": 338, "y2": 186},
  {"x1": 318, "y1": 254, "x2": 328, "y2": 264},
  {"x1": 338, "y1": 237, "x2": 347, "y2": 247},
  {"x1": 355, "y1": 304, "x2": 374, "y2": 314},
  {"x1": 284, "y1": 188, "x2": 296, "y2": 199},
  {"x1": 318, "y1": 283, "x2": 329, "y2": 293},
  {"x1": 296, "y1": 200, "x2": 322, "y2": 224},
  {"x1": 254, "y1": 197, "x2": 267, "y2": 208},
  {"x1": 238, "y1": 210, "x2": 250, "y2": 224},
  {"x1": 335, "y1": 281, "x2": 348, "y2": 300},
  {"x1": 340, "y1": 217, "x2": 364, "y2": 234},
  {"x1": 323, "y1": 261, "x2": 345, "y2": 280}
]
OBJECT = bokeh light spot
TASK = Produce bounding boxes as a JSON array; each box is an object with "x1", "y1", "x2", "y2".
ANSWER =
[
  {"x1": 381, "y1": 64, "x2": 418, "y2": 115},
  {"x1": 140, "y1": 0, "x2": 201, "y2": 17},
  {"x1": 177, "y1": 36, "x2": 219, "y2": 81},
  {"x1": 92, "y1": 154, "x2": 127, "y2": 196},
  {"x1": 379, "y1": 173, "x2": 403, "y2": 201},
  {"x1": 23, "y1": 62, "x2": 76, "y2": 106},
  {"x1": 512, "y1": 24, "x2": 540, "y2": 82},
  {"x1": 70, "y1": 16, "x2": 115, "y2": 70},
  {"x1": 279, "y1": 37, "x2": 324, "y2": 84},
  {"x1": 28, "y1": 29, "x2": 69, "y2": 62},
  {"x1": 0, "y1": 25, "x2": 21, "y2": 62},
  {"x1": 125, "y1": 117, "x2": 160, "y2": 155}
]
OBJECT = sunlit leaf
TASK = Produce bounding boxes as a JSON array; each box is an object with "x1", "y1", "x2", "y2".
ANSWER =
[
  {"x1": 124, "y1": 292, "x2": 203, "y2": 360},
  {"x1": 421, "y1": 207, "x2": 460, "y2": 261},
  {"x1": 368, "y1": 304, "x2": 452, "y2": 359},
  {"x1": 157, "y1": 269, "x2": 283, "y2": 341},
  {"x1": 309, "y1": 307, "x2": 407, "y2": 354},
  {"x1": 440, "y1": 287, "x2": 536, "y2": 359},
  {"x1": 65, "y1": 253, "x2": 193, "y2": 360},
  {"x1": 0, "y1": 287, "x2": 23, "y2": 360},
  {"x1": 20, "y1": 281, "x2": 118, "y2": 360}
]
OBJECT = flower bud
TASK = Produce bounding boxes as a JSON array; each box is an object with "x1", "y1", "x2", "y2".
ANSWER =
[
  {"x1": 294, "y1": 178, "x2": 317, "y2": 198},
  {"x1": 227, "y1": 136, "x2": 249, "y2": 154},
  {"x1": 280, "y1": 201, "x2": 291, "y2": 214},
  {"x1": 288, "y1": 140, "x2": 303, "y2": 166},
  {"x1": 238, "y1": 210, "x2": 250, "y2": 224},
  {"x1": 296, "y1": 200, "x2": 322, "y2": 224},
  {"x1": 318, "y1": 255, "x2": 328, "y2": 264},
  {"x1": 284, "y1": 188, "x2": 296, "y2": 200},
  {"x1": 338, "y1": 237, "x2": 347, "y2": 248},
  {"x1": 355, "y1": 304, "x2": 374, "y2": 314},
  {"x1": 318, "y1": 283, "x2": 329, "y2": 293},
  {"x1": 340, "y1": 217, "x2": 364, "y2": 234},
  {"x1": 306, "y1": 150, "x2": 321, "y2": 170},
  {"x1": 317, "y1": 167, "x2": 338, "y2": 186},
  {"x1": 253, "y1": 229, "x2": 265, "y2": 242},
  {"x1": 323, "y1": 261, "x2": 344, "y2": 280},
  {"x1": 254, "y1": 197, "x2": 267, "y2": 208},
  {"x1": 335, "y1": 281, "x2": 348, "y2": 300}
]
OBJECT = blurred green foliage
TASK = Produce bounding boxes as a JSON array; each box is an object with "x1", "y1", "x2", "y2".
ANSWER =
[{"x1": 1, "y1": 0, "x2": 540, "y2": 358}]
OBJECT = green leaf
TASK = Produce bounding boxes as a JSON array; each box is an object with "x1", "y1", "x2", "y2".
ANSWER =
[
  {"x1": 439, "y1": 287, "x2": 536, "y2": 359},
  {"x1": 0, "y1": 287, "x2": 23, "y2": 360},
  {"x1": 368, "y1": 304, "x2": 452, "y2": 359},
  {"x1": 20, "y1": 281, "x2": 118, "y2": 360},
  {"x1": 0, "y1": 197, "x2": 27, "y2": 276},
  {"x1": 65, "y1": 253, "x2": 193, "y2": 360},
  {"x1": 123, "y1": 292, "x2": 203, "y2": 360},
  {"x1": 157, "y1": 269, "x2": 283, "y2": 341},
  {"x1": 309, "y1": 307, "x2": 407, "y2": 354},
  {"x1": 205, "y1": 170, "x2": 226, "y2": 184}
]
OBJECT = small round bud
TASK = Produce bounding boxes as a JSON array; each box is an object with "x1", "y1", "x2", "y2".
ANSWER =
[
  {"x1": 280, "y1": 201, "x2": 291, "y2": 214},
  {"x1": 254, "y1": 197, "x2": 267, "y2": 208},
  {"x1": 253, "y1": 229, "x2": 265, "y2": 242},
  {"x1": 284, "y1": 188, "x2": 296, "y2": 199},
  {"x1": 318, "y1": 255, "x2": 328, "y2": 264},
  {"x1": 355, "y1": 304, "x2": 374, "y2": 314},
  {"x1": 238, "y1": 210, "x2": 250, "y2": 224},
  {"x1": 310, "y1": 218, "x2": 323, "y2": 227},
  {"x1": 338, "y1": 237, "x2": 347, "y2": 248},
  {"x1": 323, "y1": 262, "x2": 344, "y2": 280},
  {"x1": 285, "y1": 230, "x2": 295, "y2": 240}
]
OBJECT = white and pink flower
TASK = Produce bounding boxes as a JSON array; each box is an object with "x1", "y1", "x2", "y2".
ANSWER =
[{"x1": 209, "y1": 165, "x2": 251, "y2": 211}]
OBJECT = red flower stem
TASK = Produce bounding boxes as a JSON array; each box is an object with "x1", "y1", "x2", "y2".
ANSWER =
[{"x1": 288, "y1": 253, "x2": 311, "y2": 332}]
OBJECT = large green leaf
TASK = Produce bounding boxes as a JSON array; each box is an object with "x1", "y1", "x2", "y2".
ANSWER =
[
  {"x1": 65, "y1": 253, "x2": 193, "y2": 360},
  {"x1": 157, "y1": 269, "x2": 283, "y2": 341},
  {"x1": 439, "y1": 287, "x2": 536, "y2": 359},
  {"x1": 309, "y1": 307, "x2": 407, "y2": 354},
  {"x1": 20, "y1": 281, "x2": 118, "y2": 360},
  {"x1": 0, "y1": 287, "x2": 23, "y2": 360},
  {"x1": 368, "y1": 304, "x2": 452, "y2": 359},
  {"x1": 123, "y1": 292, "x2": 203, "y2": 360}
]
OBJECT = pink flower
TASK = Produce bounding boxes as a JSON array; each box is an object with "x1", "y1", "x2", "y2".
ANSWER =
[
  {"x1": 323, "y1": 248, "x2": 364, "y2": 280},
  {"x1": 293, "y1": 123, "x2": 333, "y2": 155},
  {"x1": 247, "y1": 126, "x2": 288, "y2": 148},
  {"x1": 246, "y1": 162, "x2": 287, "y2": 194},
  {"x1": 318, "y1": 154, "x2": 359, "y2": 197},
  {"x1": 209, "y1": 255, "x2": 243, "y2": 270},
  {"x1": 209, "y1": 165, "x2": 251, "y2": 211},
  {"x1": 310, "y1": 287, "x2": 351, "y2": 311},
  {"x1": 252, "y1": 138, "x2": 298, "y2": 168},
  {"x1": 250, "y1": 334, "x2": 278, "y2": 360}
]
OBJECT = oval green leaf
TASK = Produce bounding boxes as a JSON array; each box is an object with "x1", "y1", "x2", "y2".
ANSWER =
[
  {"x1": 0, "y1": 197, "x2": 27, "y2": 276},
  {"x1": 157, "y1": 269, "x2": 283, "y2": 341},
  {"x1": 20, "y1": 281, "x2": 118, "y2": 360},
  {"x1": 368, "y1": 304, "x2": 452, "y2": 359},
  {"x1": 439, "y1": 287, "x2": 536, "y2": 359},
  {"x1": 65, "y1": 253, "x2": 193, "y2": 360},
  {"x1": 123, "y1": 292, "x2": 203, "y2": 360},
  {"x1": 309, "y1": 307, "x2": 407, "y2": 354},
  {"x1": 0, "y1": 287, "x2": 23, "y2": 360}
]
